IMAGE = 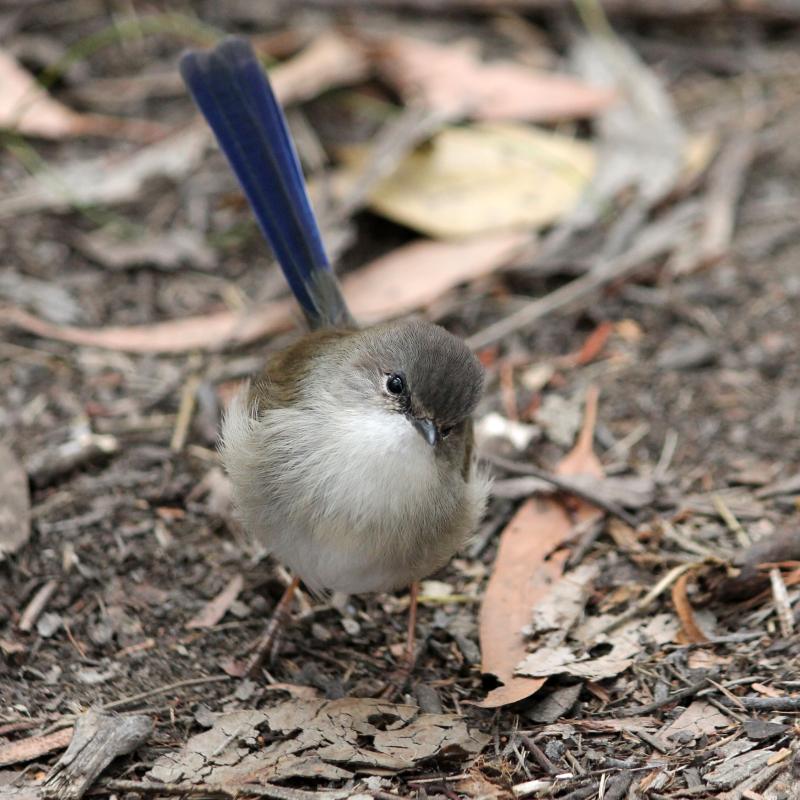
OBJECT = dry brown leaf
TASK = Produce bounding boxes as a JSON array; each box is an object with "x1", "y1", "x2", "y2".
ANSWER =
[
  {"x1": 516, "y1": 614, "x2": 679, "y2": 681},
  {"x1": 527, "y1": 563, "x2": 600, "y2": 647},
  {"x1": 148, "y1": 698, "x2": 488, "y2": 789},
  {"x1": 0, "y1": 49, "x2": 166, "y2": 141},
  {"x1": 185, "y1": 574, "x2": 244, "y2": 630},
  {"x1": 0, "y1": 728, "x2": 73, "y2": 767},
  {"x1": 477, "y1": 501, "x2": 571, "y2": 707},
  {"x1": 1, "y1": 232, "x2": 524, "y2": 353},
  {"x1": 478, "y1": 388, "x2": 604, "y2": 708},
  {"x1": 340, "y1": 123, "x2": 595, "y2": 238},
  {"x1": 671, "y1": 571, "x2": 709, "y2": 644},
  {"x1": 662, "y1": 700, "x2": 730, "y2": 741},
  {"x1": 344, "y1": 232, "x2": 528, "y2": 322},
  {"x1": 270, "y1": 31, "x2": 368, "y2": 106},
  {"x1": 567, "y1": 321, "x2": 614, "y2": 367},
  {"x1": 0, "y1": 443, "x2": 30, "y2": 559},
  {"x1": 375, "y1": 36, "x2": 616, "y2": 122},
  {"x1": 0, "y1": 301, "x2": 293, "y2": 354}
]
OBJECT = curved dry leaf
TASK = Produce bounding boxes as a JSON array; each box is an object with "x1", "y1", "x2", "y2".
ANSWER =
[
  {"x1": 478, "y1": 500, "x2": 572, "y2": 708},
  {"x1": 270, "y1": 31, "x2": 368, "y2": 106},
  {"x1": 346, "y1": 231, "x2": 528, "y2": 322},
  {"x1": 478, "y1": 389, "x2": 604, "y2": 708},
  {"x1": 1, "y1": 232, "x2": 525, "y2": 353},
  {"x1": 0, "y1": 302, "x2": 293, "y2": 354},
  {"x1": 0, "y1": 49, "x2": 165, "y2": 141},
  {"x1": 672, "y1": 570, "x2": 709, "y2": 644},
  {"x1": 375, "y1": 36, "x2": 616, "y2": 122},
  {"x1": 186, "y1": 574, "x2": 244, "y2": 630}
]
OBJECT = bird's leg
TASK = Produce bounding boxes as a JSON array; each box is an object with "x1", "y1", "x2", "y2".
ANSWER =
[
  {"x1": 405, "y1": 580, "x2": 419, "y2": 671},
  {"x1": 380, "y1": 581, "x2": 420, "y2": 699},
  {"x1": 224, "y1": 575, "x2": 300, "y2": 678}
]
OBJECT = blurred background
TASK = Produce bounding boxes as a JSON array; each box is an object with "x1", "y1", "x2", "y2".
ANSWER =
[{"x1": 1, "y1": 1, "x2": 800, "y2": 798}]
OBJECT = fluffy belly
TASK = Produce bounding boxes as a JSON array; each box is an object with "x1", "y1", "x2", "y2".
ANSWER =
[{"x1": 221, "y1": 393, "x2": 487, "y2": 594}]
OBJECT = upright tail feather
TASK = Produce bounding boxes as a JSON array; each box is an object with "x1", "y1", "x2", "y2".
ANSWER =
[{"x1": 179, "y1": 37, "x2": 352, "y2": 329}]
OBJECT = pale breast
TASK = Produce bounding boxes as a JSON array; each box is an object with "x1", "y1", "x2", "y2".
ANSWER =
[{"x1": 220, "y1": 390, "x2": 487, "y2": 593}]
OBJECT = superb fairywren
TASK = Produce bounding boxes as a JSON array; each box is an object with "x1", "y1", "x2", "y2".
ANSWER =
[{"x1": 180, "y1": 38, "x2": 488, "y2": 669}]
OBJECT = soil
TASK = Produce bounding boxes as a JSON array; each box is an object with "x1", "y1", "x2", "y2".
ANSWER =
[{"x1": 1, "y1": 4, "x2": 799, "y2": 798}]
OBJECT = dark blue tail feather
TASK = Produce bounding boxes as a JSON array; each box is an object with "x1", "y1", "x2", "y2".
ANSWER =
[{"x1": 179, "y1": 37, "x2": 351, "y2": 328}]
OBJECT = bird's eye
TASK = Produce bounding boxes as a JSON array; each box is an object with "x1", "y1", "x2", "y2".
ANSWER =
[
  {"x1": 386, "y1": 373, "x2": 405, "y2": 395},
  {"x1": 440, "y1": 424, "x2": 454, "y2": 438}
]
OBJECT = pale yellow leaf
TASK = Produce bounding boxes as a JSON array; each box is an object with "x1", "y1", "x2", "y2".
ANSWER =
[{"x1": 341, "y1": 123, "x2": 595, "y2": 239}]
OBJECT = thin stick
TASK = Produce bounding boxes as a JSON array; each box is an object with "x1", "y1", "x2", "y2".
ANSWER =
[
  {"x1": 18, "y1": 579, "x2": 58, "y2": 632},
  {"x1": 467, "y1": 201, "x2": 699, "y2": 351},
  {"x1": 712, "y1": 493, "x2": 752, "y2": 547},
  {"x1": 101, "y1": 675, "x2": 232, "y2": 711},
  {"x1": 170, "y1": 373, "x2": 201, "y2": 452},
  {"x1": 484, "y1": 453, "x2": 638, "y2": 527},
  {"x1": 769, "y1": 568, "x2": 795, "y2": 638},
  {"x1": 406, "y1": 581, "x2": 419, "y2": 669},
  {"x1": 594, "y1": 562, "x2": 697, "y2": 636},
  {"x1": 242, "y1": 576, "x2": 301, "y2": 677}
]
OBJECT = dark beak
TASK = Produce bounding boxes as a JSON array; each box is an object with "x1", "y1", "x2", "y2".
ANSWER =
[{"x1": 412, "y1": 417, "x2": 439, "y2": 446}]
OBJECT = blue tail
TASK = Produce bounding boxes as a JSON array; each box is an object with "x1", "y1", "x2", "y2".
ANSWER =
[{"x1": 179, "y1": 37, "x2": 351, "y2": 329}]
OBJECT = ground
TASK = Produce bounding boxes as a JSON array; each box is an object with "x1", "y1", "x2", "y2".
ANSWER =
[{"x1": 1, "y1": 3, "x2": 799, "y2": 799}]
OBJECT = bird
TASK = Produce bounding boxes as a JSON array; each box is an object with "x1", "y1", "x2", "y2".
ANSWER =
[{"x1": 179, "y1": 37, "x2": 489, "y2": 675}]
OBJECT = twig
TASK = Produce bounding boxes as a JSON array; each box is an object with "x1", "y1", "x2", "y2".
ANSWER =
[
  {"x1": 100, "y1": 674, "x2": 231, "y2": 711},
  {"x1": 715, "y1": 695, "x2": 800, "y2": 712},
  {"x1": 654, "y1": 429, "x2": 678, "y2": 479},
  {"x1": 712, "y1": 493, "x2": 752, "y2": 547},
  {"x1": 18, "y1": 579, "x2": 58, "y2": 632},
  {"x1": 594, "y1": 562, "x2": 697, "y2": 636},
  {"x1": 467, "y1": 201, "x2": 699, "y2": 350},
  {"x1": 26, "y1": 431, "x2": 119, "y2": 488},
  {"x1": 612, "y1": 675, "x2": 712, "y2": 716},
  {"x1": 333, "y1": 105, "x2": 452, "y2": 222},
  {"x1": 769, "y1": 568, "x2": 795, "y2": 638},
  {"x1": 697, "y1": 130, "x2": 757, "y2": 267},
  {"x1": 634, "y1": 729, "x2": 668, "y2": 754},
  {"x1": 94, "y1": 779, "x2": 329, "y2": 799},
  {"x1": 520, "y1": 735, "x2": 558, "y2": 775},
  {"x1": 566, "y1": 517, "x2": 605, "y2": 568},
  {"x1": 483, "y1": 453, "x2": 638, "y2": 526},
  {"x1": 170, "y1": 373, "x2": 201, "y2": 452}
]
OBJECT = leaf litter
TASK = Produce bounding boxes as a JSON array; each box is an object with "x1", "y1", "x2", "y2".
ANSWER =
[
  {"x1": 3, "y1": 9, "x2": 800, "y2": 800},
  {"x1": 148, "y1": 698, "x2": 489, "y2": 789},
  {"x1": 374, "y1": 34, "x2": 616, "y2": 122},
  {"x1": 478, "y1": 388, "x2": 605, "y2": 708},
  {"x1": 0, "y1": 48, "x2": 166, "y2": 142}
]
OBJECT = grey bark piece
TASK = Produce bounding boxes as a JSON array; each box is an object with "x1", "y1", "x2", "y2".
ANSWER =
[
  {"x1": 0, "y1": 443, "x2": 30, "y2": 559},
  {"x1": 41, "y1": 709, "x2": 152, "y2": 800}
]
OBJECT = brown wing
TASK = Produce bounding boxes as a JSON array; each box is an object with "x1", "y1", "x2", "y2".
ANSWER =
[{"x1": 248, "y1": 328, "x2": 355, "y2": 413}]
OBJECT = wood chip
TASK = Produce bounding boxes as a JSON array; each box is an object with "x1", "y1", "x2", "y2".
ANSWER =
[
  {"x1": 185, "y1": 574, "x2": 244, "y2": 630},
  {"x1": 0, "y1": 727, "x2": 73, "y2": 767}
]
